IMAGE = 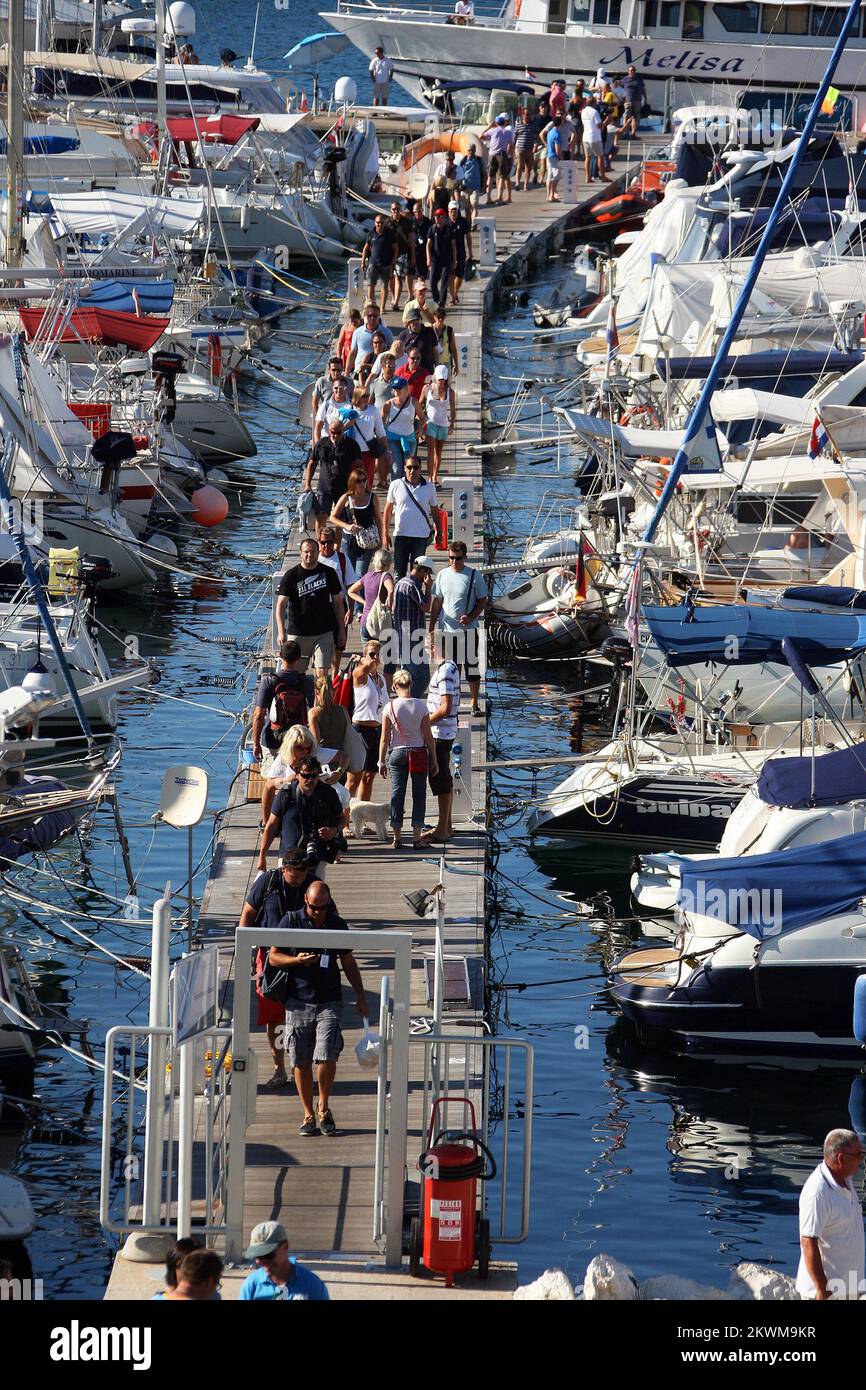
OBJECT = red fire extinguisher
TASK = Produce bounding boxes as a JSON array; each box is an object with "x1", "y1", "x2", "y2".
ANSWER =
[{"x1": 410, "y1": 1098, "x2": 496, "y2": 1286}]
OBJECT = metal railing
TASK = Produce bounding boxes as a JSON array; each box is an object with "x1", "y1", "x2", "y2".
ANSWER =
[{"x1": 100, "y1": 1023, "x2": 233, "y2": 1240}]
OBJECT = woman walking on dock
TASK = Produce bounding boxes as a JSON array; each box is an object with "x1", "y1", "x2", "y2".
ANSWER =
[
  {"x1": 330, "y1": 468, "x2": 383, "y2": 580},
  {"x1": 379, "y1": 669, "x2": 438, "y2": 850},
  {"x1": 421, "y1": 365, "x2": 456, "y2": 486},
  {"x1": 348, "y1": 640, "x2": 387, "y2": 803}
]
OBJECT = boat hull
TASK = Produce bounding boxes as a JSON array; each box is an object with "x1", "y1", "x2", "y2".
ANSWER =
[{"x1": 528, "y1": 772, "x2": 746, "y2": 847}]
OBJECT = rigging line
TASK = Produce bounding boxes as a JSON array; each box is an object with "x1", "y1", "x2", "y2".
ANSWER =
[{"x1": 0, "y1": 992, "x2": 147, "y2": 1090}]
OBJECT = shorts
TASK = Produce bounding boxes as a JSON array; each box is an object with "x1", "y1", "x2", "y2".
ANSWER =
[
  {"x1": 373, "y1": 81, "x2": 390, "y2": 101},
  {"x1": 284, "y1": 1001, "x2": 344, "y2": 1067},
  {"x1": 256, "y1": 948, "x2": 286, "y2": 1026},
  {"x1": 429, "y1": 737, "x2": 453, "y2": 795},
  {"x1": 354, "y1": 721, "x2": 381, "y2": 773},
  {"x1": 395, "y1": 252, "x2": 410, "y2": 277},
  {"x1": 547, "y1": 157, "x2": 561, "y2": 181},
  {"x1": 284, "y1": 631, "x2": 335, "y2": 672},
  {"x1": 516, "y1": 148, "x2": 535, "y2": 171},
  {"x1": 426, "y1": 421, "x2": 449, "y2": 441},
  {"x1": 585, "y1": 141, "x2": 604, "y2": 159},
  {"x1": 313, "y1": 489, "x2": 336, "y2": 517},
  {"x1": 489, "y1": 153, "x2": 512, "y2": 179},
  {"x1": 366, "y1": 265, "x2": 390, "y2": 288},
  {"x1": 441, "y1": 628, "x2": 481, "y2": 682}
]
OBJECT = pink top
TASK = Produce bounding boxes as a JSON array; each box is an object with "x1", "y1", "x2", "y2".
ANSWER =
[{"x1": 384, "y1": 697, "x2": 428, "y2": 749}]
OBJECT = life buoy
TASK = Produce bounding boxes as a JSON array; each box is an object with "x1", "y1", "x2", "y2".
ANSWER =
[{"x1": 620, "y1": 403, "x2": 660, "y2": 428}]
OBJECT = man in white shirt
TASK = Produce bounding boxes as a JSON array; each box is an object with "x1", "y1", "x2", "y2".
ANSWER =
[
  {"x1": 316, "y1": 525, "x2": 357, "y2": 676},
  {"x1": 369, "y1": 47, "x2": 395, "y2": 106},
  {"x1": 796, "y1": 1128, "x2": 865, "y2": 1299},
  {"x1": 453, "y1": 0, "x2": 474, "y2": 21},
  {"x1": 581, "y1": 98, "x2": 610, "y2": 185},
  {"x1": 382, "y1": 456, "x2": 438, "y2": 578},
  {"x1": 424, "y1": 632, "x2": 461, "y2": 842}
]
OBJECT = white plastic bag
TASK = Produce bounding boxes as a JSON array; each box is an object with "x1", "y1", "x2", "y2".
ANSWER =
[{"x1": 355, "y1": 1017, "x2": 381, "y2": 1070}]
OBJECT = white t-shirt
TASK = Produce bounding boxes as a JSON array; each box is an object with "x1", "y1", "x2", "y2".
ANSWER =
[
  {"x1": 427, "y1": 660, "x2": 461, "y2": 739},
  {"x1": 455, "y1": 0, "x2": 474, "y2": 14},
  {"x1": 369, "y1": 55, "x2": 394, "y2": 83},
  {"x1": 796, "y1": 1162, "x2": 865, "y2": 1298},
  {"x1": 349, "y1": 403, "x2": 387, "y2": 452},
  {"x1": 386, "y1": 478, "x2": 437, "y2": 538},
  {"x1": 319, "y1": 548, "x2": 357, "y2": 595},
  {"x1": 384, "y1": 696, "x2": 428, "y2": 748},
  {"x1": 582, "y1": 106, "x2": 603, "y2": 145}
]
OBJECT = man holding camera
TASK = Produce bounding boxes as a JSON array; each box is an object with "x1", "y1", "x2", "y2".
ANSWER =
[
  {"x1": 267, "y1": 880, "x2": 368, "y2": 1137},
  {"x1": 257, "y1": 756, "x2": 345, "y2": 879}
]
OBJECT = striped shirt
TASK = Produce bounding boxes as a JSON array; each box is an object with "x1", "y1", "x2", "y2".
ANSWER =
[
  {"x1": 392, "y1": 574, "x2": 427, "y2": 665},
  {"x1": 427, "y1": 660, "x2": 460, "y2": 740}
]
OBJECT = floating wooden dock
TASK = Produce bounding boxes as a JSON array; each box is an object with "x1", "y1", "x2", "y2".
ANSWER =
[{"x1": 105, "y1": 140, "x2": 641, "y2": 1300}]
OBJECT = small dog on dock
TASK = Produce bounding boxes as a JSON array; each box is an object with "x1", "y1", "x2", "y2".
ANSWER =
[{"x1": 349, "y1": 798, "x2": 389, "y2": 841}]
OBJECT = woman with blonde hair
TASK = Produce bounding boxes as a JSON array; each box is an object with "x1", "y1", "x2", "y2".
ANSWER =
[
  {"x1": 308, "y1": 674, "x2": 351, "y2": 781},
  {"x1": 261, "y1": 723, "x2": 317, "y2": 824},
  {"x1": 348, "y1": 384, "x2": 389, "y2": 489},
  {"x1": 378, "y1": 668, "x2": 437, "y2": 849}
]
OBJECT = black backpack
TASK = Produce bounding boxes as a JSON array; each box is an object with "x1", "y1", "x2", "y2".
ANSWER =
[{"x1": 269, "y1": 673, "x2": 308, "y2": 734}]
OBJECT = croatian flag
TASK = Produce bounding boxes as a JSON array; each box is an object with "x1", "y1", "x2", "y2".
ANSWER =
[
  {"x1": 808, "y1": 416, "x2": 830, "y2": 460},
  {"x1": 606, "y1": 300, "x2": 619, "y2": 361}
]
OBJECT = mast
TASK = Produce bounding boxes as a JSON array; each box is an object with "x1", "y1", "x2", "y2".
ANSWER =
[
  {"x1": 5, "y1": 0, "x2": 24, "y2": 269},
  {"x1": 642, "y1": 0, "x2": 862, "y2": 547},
  {"x1": 156, "y1": 0, "x2": 167, "y2": 153},
  {"x1": 91, "y1": 0, "x2": 102, "y2": 55}
]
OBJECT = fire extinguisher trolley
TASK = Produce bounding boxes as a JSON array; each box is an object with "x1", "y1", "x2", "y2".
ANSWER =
[{"x1": 409, "y1": 1097, "x2": 496, "y2": 1286}]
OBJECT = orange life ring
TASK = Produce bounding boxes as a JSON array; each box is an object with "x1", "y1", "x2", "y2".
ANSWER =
[{"x1": 620, "y1": 403, "x2": 660, "y2": 428}]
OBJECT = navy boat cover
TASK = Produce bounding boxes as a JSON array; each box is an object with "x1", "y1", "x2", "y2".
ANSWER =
[
  {"x1": 676, "y1": 828, "x2": 866, "y2": 937},
  {"x1": 758, "y1": 742, "x2": 866, "y2": 808},
  {"x1": 783, "y1": 586, "x2": 866, "y2": 610}
]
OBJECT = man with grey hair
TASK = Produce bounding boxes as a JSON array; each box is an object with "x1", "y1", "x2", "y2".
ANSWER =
[{"x1": 796, "y1": 1128, "x2": 865, "y2": 1298}]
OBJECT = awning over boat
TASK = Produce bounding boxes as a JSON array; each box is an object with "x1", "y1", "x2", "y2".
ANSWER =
[
  {"x1": 758, "y1": 742, "x2": 866, "y2": 808},
  {"x1": 643, "y1": 599, "x2": 866, "y2": 667},
  {"x1": 165, "y1": 114, "x2": 260, "y2": 144},
  {"x1": 80, "y1": 278, "x2": 175, "y2": 315},
  {"x1": 710, "y1": 389, "x2": 812, "y2": 428},
  {"x1": 783, "y1": 585, "x2": 866, "y2": 609},
  {"x1": 677, "y1": 828, "x2": 866, "y2": 937},
  {"x1": 48, "y1": 190, "x2": 204, "y2": 238},
  {"x1": 555, "y1": 407, "x2": 690, "y2": 459},
  {"x1": 659, "y1": 350, "x2": 863, "y2": 381}
]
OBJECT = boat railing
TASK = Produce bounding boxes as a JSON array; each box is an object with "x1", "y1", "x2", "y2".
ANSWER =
[{"x1": 334, "y1": 0, "x2": 523, "y2": 28}]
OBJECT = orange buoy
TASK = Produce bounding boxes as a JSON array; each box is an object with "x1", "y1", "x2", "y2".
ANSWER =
[{"x1": 190, "y1": 484, "x2": 229, "y2": 527}]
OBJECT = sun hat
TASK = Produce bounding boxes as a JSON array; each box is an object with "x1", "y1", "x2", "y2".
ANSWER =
[
  {"x1": 434, "y1": 364, "x2": 449, "y2": 380},
  {"x1": 244, "y1": 1221, "x2": 288, "y2": 1259}
]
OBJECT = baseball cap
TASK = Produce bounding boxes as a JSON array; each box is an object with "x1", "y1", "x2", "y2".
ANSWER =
[
  {"x1": 244, "y1": 1221, "x2": 288, "y2": 1258},
  {"x1": 413, "y1": 553, "x2": 435, "y2": 572},
  {"x1": 495, "y1": 112, "x2": 508, "y2": 123},
  {"x1": 433, "y1": 207, "x2": 447, "y2": 217},
  {"x1": 448, "y1": 199, "x2": 460, "y2": 209},
  {"x1": 434, "y1": 364, "x2": 449, "y2": 379}
]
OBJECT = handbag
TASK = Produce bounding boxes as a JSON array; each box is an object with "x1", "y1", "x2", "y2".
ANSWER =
[
  {"x1": 358, "y1": 423, "x2": 387, "y2": 459},
  {"x1": 341, "y1": 714, "x2": 368, "y2": 774},
  {"x1": 387, "y1": 701, "x2": 429, "y2": 774},
  {"x1": 366, "y1": 573, "x2": 394, "y2": 640},
  {"x1": 357, "y1": 524, "x2": 380, "y2": 549}
]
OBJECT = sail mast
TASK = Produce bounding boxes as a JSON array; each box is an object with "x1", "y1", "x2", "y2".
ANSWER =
[{"x1": 5, "y1": 0, "x2": 24, "y2": 269}]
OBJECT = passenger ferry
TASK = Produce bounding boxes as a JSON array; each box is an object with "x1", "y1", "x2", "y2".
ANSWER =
[{"x1": 322, "y1": 0, "x2": 866, "y2": 119}]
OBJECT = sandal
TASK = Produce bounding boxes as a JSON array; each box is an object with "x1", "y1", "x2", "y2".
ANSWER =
[
  {"x1": 391, "y1": 835, "x2": 402, "y2": 850},
  {"x1": 263, "y1": 1071, "x2": 289, "y2": 1091}
]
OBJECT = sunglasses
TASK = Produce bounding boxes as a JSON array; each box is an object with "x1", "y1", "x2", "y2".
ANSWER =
[
  {"x1": 408, "y1": 354, "x2": 420, "y2": 361},
  {"x1": 406, "y1": 465, "x2": 420, "y2": 472},
  {"x1": 305, "y1": 902, "x2": 329, "y2": 913},
  {"x1": 299, "y1": 771, "x2": 320, "y2": 780}
]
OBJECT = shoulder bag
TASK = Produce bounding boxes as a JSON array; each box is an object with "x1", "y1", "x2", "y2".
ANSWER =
[
  {"x1": 387, "y1": 700, "x2": 429, "y2": 775},
  {"x1": 400, "y1": 480, "x2": 435, "y2": 540},
  {"x1": 347, "y1": 498, "x2": 380, "y2": 551},
  {"x1": 366, "y1": 572, "x2": 394, "y2": 641}
]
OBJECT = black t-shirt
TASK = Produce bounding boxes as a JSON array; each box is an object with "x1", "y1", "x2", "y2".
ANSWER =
[
  {"x1": 271, "y1": 781, "x2": 343, "y2": 855},
  {"x1": 368, "y1": 226, "x2": 397, "y2": 269},
  {"x1": 412, "y1": 214, "x2": 431, "y2": 259},
  {"x1": 277, "y1": 563, "x2": 342, "y2": 636},
  {"x1": 402, "y1": 324, "x2": 438, "y2": 375},
  {"x1": 310, "y1": 436, "x2": 361, "y2": 503},
  {"x1": 276, "y1": 904, "x2": 351, "y2": 1005},
  {"x1": 245, "y1": 868, "x2": 319, "y2": 934},
  {"x1": 428, "y1": 221, "x2": 454, "y2": 265},
  {"x1": 449, "y1": 214, "x2": 469, "y2": 260}
]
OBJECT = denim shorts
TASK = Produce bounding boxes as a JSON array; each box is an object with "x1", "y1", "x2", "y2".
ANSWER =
[
  {"x1": 284, "y1": 1002, "x2": 344, "y2": 1067},
  {"x1": 426, "y1": 422, "x2": 449, "y2": 441}
]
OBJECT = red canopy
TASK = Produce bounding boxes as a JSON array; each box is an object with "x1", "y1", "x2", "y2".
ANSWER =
[{"x1": 166, "y1": 114, "x2": 260, "y2": 145}]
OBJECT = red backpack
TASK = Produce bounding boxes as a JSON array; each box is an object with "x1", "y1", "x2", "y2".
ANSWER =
[{"x1": 269, "y1": 674, "x2": 308, "y2": 734}]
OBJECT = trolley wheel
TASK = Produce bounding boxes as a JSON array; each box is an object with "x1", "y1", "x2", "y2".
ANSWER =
[
  {"x1": 477, "y1": 1216, "x2": 491, "y2": 1280},
  {"x1": 408, "y1": 1216, "x2": 422, "y2": 1278}
]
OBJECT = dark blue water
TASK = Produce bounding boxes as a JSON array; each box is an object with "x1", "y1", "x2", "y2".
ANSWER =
[{"x1": 5, "y1": 10, "x2": 852, "y2": 1297}]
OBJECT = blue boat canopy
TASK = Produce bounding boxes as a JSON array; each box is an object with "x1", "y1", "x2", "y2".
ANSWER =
[
  {"x1": 677, "y1": 828, "x2": 866, "y2": 938},
  {"x1": 758, "y1": 742, "x2": 866, "y2": 808},
  {"x1": 783, "y1": 585, "x2": 866, "y2": 610},
  {"x1": 0, "y1": 134, "x2": 79, "y2": 155},
  {"x1": 436, "y1": 80, "x2": 537, "y2": 94},
  {"x1": 644, "y1": 600, "x2": 866, "y2": 667},
  {"x1": 658, "y1": 349, "x2": 862, "y2": 381},
  {"x1": 80, "y1": 278, "x2": 175, "y2": 316}
]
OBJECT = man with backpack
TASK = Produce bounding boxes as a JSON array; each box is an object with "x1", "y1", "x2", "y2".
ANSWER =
[
  {"x1": 257, "y1": 756, "x2": 344, "y2": 879},
  {"x1": 239, "y1": 849, "x2": 320, "y2": 1090},
  {"x1": 252, "y1": 640, "x2": 316, "y2": 824}
]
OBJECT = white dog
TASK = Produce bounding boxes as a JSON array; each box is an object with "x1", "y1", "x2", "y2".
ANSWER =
[{"x1": 349, "y1": 798, "x2": 390, "y2": 841}]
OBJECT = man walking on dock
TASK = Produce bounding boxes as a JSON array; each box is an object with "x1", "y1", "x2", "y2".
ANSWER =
[
  {"x1": 797, "y1": 1129, "x2": 865, "y2": 1299},
  {"x1": 428, "y1": 540, "x2": 487, "y2": 716},
  {"x1": 275, "y1": 538, "x2": 346, "y2": 676},
  {"x1": 267, "y1": 880, "x2": 368, "y2": 1137},
  {"x1": 257, "y1": 756, "x2": 343, "y2": 878}
]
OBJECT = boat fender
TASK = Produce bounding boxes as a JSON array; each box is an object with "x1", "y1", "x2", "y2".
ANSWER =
[
  {"x1": 853, "y1": 974, "x2": 866, "y2": 1047},
  {"x1": 848, "y1": 1074, "x2": 866, "y2": 1133}
]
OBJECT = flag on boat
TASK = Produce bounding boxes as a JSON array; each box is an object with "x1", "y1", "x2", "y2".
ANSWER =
[
  {"x1": 822, "y1": 85, "x2": 840, "y2": 116},
  {"x1": 605, "y1": 300, "x2": 619, "y2": 361},
  {"x1": 683, "y1": 406, "x2": 722, "y2": 473},
  {"x1": 808, "y1": 416, "x2": 830, "y2": 459}
]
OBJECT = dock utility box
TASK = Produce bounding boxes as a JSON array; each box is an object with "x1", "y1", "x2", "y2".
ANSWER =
[{"x1": 423, "y1": 954, "x2": 485, "y2": 1011}]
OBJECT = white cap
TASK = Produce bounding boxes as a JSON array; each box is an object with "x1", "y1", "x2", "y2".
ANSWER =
[
  {"x1": 434, "y1": 364, "x2": 449, "y2": 380},
  {"x1": 496, "y1": 112, "x2": 508, "y2": 123},
  {"x1": 448, "y1": 199, "x2": 460, "y2": 209}
]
